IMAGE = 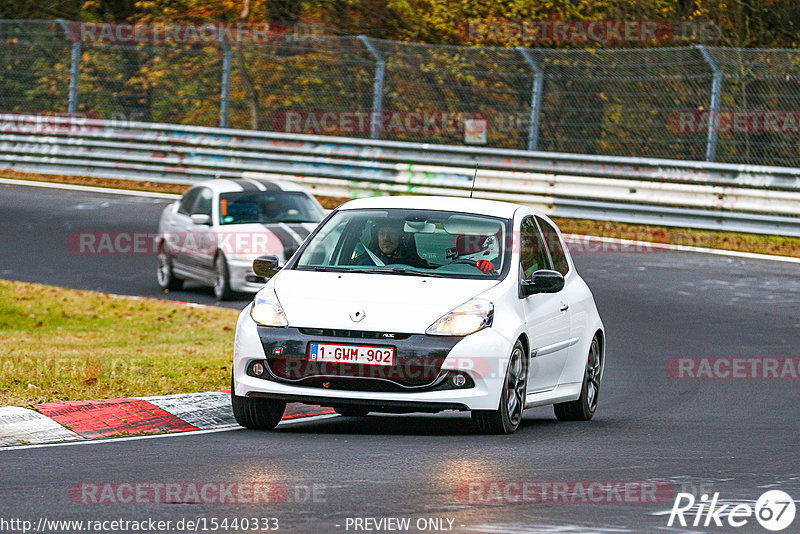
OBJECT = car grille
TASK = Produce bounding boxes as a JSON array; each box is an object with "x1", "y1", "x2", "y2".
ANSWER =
[
  {"x1": 264, "y1": 358, "x2": 446, "y2": 391},
  {"x1": 298, "y1": 328, "x2": 412, "y2": 340},
  {"x1": 267, "y1": 371, "x2": 447, "y2": 392}
]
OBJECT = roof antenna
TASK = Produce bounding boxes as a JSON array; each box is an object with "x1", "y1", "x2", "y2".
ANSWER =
[{"x1": 469, "y1": 161, "x2": 478, "y2": 199}]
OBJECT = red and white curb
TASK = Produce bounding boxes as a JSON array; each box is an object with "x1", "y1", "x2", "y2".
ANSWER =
[
  {"x1": 0, "y1": 392, "x2": 335, "y2": 447},
  {"x1": 0, "y1": 406, "x2": 83, "y2": 446}
]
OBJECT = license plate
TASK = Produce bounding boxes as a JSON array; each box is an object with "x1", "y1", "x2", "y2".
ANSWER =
[{"x1": 308, "y1": 343, "x2": 394, "y2": 366}]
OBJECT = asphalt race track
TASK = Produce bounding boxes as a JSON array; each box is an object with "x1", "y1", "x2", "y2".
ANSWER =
[
  {"x1": 0, "y1": 183, "x2": 245, "y2": 310},
  {"x1": 1, "y1": 182, "x2": 799, "y2": 533}
]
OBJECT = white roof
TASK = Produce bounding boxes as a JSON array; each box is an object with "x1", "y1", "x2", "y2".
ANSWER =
[
  {"x1": 190, "y1": 178, "x2": 308, "y2": 194},
  {"x1": 337, "y1": 195, "x2": 525, "y2": 218}
]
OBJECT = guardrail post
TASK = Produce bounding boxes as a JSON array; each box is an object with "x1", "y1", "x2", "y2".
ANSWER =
[
  {"x1": 696, "y1": 45, "x2": 722, "y2": 162},
  {"x1": 57, "y1": 19, "x2": 81, "y2": 117},
  {"x1": 358, "y1": 35, "x2": 385, "y2": 140},
  {"x1": 517, "y1": 47, "x2": 544, "y2": 152},
  {"x1": 219, "y1": 40, "x2": 232, "y2": 128}
]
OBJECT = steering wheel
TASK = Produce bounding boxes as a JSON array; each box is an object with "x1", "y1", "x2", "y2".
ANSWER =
[{"x1": 449, "y1": 259, "x2": 499, "y2": 275}]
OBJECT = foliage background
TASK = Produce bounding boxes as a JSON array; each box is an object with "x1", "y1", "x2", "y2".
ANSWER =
[{"x1": 2, "y1": 2, "x2": 800, "y2": 165}]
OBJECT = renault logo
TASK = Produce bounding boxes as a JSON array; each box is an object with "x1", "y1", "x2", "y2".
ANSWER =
[{"x1": 349, "y1": 309, "x2": 366, "y2": 322}]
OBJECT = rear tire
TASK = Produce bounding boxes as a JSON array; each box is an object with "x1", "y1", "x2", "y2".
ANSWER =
[
  {"x1": 554, "y1": 336, "x2": 601, "y2": 421},
  {"x1": 472, "y1": 340, "x2": 527, "y2": 434},
  {"x1": 334, "y1": 407, "x2": 370, "y2": 417},
  {"x1": 157, "y1": 250, "x2": 183, "y2": 291},
  {"x1": 231, "y1": 375, "x2": 286, "y2": 430},
  {"x1": 213, "y1": 254, "x2": 235, "y2": 301}
]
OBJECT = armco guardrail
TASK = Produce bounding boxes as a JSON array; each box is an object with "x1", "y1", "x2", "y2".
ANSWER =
[{"x1": 1, "y1": 114, "x2": 799, "y2": 237}]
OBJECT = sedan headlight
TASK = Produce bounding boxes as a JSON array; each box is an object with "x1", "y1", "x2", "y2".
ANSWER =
[
  {"x1": 425, "y1": 299, "x2": 493, "y2": 336},
  {"x1": 250, "y1": 288, "x2": 288, "y2": 327}
]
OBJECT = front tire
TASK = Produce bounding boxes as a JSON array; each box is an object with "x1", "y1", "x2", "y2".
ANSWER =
[
  {"x1": 157, "y1": 250, "x2": 183, "y2": 291},
  {"x1": 213, "y1": 254, "x2": 235, "y2": 301},
  {"x1": 472, "y1": 340, "x2": 527, "y2": 434},
  {"x1": 231, "y1": 376, "x2": 286, "y2": 430},
  {"x1": 554, "y1": 336, "x2": 601, "y2": 421}
]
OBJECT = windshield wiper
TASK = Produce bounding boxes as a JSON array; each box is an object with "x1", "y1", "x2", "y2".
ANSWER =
[
  {"x1": 301, "y1": 266, "x2": 446, "y2": 277},
  {"x1": 370, "y1": 267, "x2": 445, "y2": 277},
  {"x1": 305, "y1": 266, "x2": 374, "y2": 274},
  {"x1": 298, "y1": 266, "x2": 349, "y2": 272}
]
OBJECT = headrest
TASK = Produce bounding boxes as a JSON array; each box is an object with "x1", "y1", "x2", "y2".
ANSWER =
[{"x1": 455, "y1": 234, "x2": 487, "y2": 256}]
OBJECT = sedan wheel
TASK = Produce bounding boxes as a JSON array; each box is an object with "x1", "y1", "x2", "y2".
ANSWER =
[
  {"x1": 554, "y1": 336, "x2": 601, "y2": 421},
  {"x1": 472, "y1": 340, "x2": 527, "y2": 434},
  {"x1": 213, "y1": 254, "x2": 234, "y2": 301},
  {"x1": 157, "y1": 251, "x2": 183, "y2": 290}
]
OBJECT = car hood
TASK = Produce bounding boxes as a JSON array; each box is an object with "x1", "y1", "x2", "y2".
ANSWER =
[
  {"x1": 274, "y1": 269, "x2": 499, "y2": 333},
  {"x1": 214, "y1": 222, "x2": 317, "y2": 261}
]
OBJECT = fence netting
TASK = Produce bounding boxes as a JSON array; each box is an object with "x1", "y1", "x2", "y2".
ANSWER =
[{"x1": 2, "y1": 20, "x2": 800, "y2": 167}]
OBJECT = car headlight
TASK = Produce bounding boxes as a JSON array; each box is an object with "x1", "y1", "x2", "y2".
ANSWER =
[
  {"x1": 250, "y1": 288, "x2": 288, "y2": 327},
  {"x1": 425, "y1": 299, "x2": 493, "y2": 336}
]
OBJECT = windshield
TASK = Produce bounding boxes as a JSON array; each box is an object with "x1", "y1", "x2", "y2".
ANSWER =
[
  {"x1": 294, "y1": 208, "x2": 511, "y2": 279},
  {"x1": 218, "y1": 192, "x2": 324, "y2": 225}
]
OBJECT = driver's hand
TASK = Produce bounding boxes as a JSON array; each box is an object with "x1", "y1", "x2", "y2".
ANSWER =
[{"x1": 475, "y1": 259, "x2": 495, "y2": 273}]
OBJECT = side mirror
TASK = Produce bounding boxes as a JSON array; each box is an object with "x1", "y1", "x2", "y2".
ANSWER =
[
  {"x1": 253, "y1": 255, "x2": 281, "y2": 278},
  {"x1": 190, "y1": 214, "x2": 211, "y2": 225},
  {"x1": 521, "y1": 269, "x2": 564, "y2": 296}
]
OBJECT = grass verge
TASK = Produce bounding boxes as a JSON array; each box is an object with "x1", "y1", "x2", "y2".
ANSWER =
[
  {"x1": 2, "y1": 170, "x2": 798, "y2": 257},
  {"x1": 0, "y1": 279, "x2": 239, "y2": 407}
]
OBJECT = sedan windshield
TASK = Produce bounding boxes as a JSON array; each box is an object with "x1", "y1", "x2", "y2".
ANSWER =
[
  {"x1": 294, "y1": 209, "x2": 511, "y2": 279},
  {"x1": 219, "y1": 192, "x2": 324, "y2": 225}
]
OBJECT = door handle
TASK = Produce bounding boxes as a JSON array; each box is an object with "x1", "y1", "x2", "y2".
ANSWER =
[{"x1": 559, "y1": 303, "x2": 569, "y2": 312}]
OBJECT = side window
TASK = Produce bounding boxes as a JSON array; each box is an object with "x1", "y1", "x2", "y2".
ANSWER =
[
  {"x1": 193, "y1": 188, "x2": 213, "y2": 216},
  {"x1": 536, "y1": 217, "x2": 569, "y2": 276},
  {"x1": 178, "y1": 188, "x2": 201, "y2": 215},
  {"x1": 520, "y1": 217, "x2": 550, "y2": 279}
]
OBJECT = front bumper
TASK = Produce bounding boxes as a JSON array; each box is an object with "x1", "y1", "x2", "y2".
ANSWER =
[
  {"x1": 249, "y1": 392, "x2": 470, "y2": 413},
  {"x1": 227, "y1": 258, "x2": 267, "y2": 293},
  {"x1": 232, "y1": 306, "x2": 512, "y2": 412},
  {"x1": 253, "y1": 327, "x2": 467, "y2": 391}
]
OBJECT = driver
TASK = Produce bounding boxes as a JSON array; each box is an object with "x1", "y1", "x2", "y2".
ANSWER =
[
  {"x1": 367, "y1": 219, "x2": 428, "y2": 268},
  {"x1": 260, "y1": 197, "x2": 284, "y2": 222}
]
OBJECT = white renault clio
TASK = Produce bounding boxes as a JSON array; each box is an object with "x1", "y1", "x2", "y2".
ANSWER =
[{"x1": 232, "y1": 196, "x2": 605, "y2": 434}]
